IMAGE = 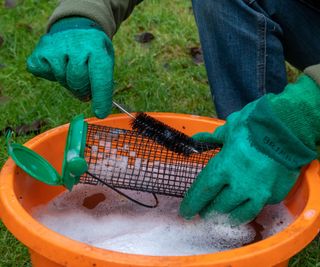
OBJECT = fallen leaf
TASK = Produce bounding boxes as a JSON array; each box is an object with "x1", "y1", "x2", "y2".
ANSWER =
[
  {"x1": 0, "y1": 35, "x2": 4, "y2": 48},
  {"x1": 163, "y1": 63, "x2": 170, "y2": 70},
  {"x1": 0, "y1": 96, "x2": 10, "y2": 105},
  {"x1": 0, "y1": 119, "x2": 48, "y2": 136},
  {"x1": 189, "y1": 46, "x2": 204, "y2": 65},
  {"x1": 114, "y1": 83, "x2": 133, "y2": 95},
  {"x1": 17, "y1": 23, "x2": 33, "y2": 32},
  {"x1": 134, "y1": 32, "x2": 155, "y2": 43},
  {"x1": 4, "y1": 0, "x2": 18, "y2": 8}
]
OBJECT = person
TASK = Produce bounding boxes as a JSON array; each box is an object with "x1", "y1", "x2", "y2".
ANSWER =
[{"x1": 27, "y1": 0, "x2": 320, "y2": 225}]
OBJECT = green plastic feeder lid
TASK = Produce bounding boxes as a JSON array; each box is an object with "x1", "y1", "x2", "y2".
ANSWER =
[
  {"x1": 7, "y1": 114, "x2": 88, "y2": 190},
  {"x1": 62, "y1": 114, "x2": 88, "y2": 190},
  {"x1": 7, "y1": 141, "x2": 62, "y2": 185}
]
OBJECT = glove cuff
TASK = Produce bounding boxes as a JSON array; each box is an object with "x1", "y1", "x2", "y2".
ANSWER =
[
  {"x1": 247, "y1": 97, "x2": 317, "y2": 170},
  {"x1": 267, "y1": 74, "x2": 320, "y2": 149},
  {"x1": 49, "y1": 17, "x2": 104, "y2": 34}
]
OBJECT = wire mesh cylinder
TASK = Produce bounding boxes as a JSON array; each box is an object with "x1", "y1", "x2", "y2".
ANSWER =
[{"x1": 80, "y1": 124, "x2": 220, "y2": 198}]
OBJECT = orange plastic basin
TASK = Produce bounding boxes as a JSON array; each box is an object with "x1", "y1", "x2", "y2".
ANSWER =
[{"x1": 1, "y1": 113, "x2": 320, "y2": 267}]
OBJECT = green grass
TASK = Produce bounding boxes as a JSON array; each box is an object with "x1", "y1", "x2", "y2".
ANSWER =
[{"x1": 0, "y1": 1, "x2": 318, "y2": 266}]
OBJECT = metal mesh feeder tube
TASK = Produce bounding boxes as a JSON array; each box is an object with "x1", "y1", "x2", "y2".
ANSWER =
[
  {"x1": 7, "y1": 114, "x2": 220, "y2": 207},
  {"x1": 82, "y1": 123, "x2": 219, "y2": 199}
]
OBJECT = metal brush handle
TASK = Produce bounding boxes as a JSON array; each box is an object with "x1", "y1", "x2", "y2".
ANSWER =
[
  {"x1": 112, "y1": 101, "x2": 200, "y2": 154},
  {"x1": 112, "y1": 101, "x2": 136, "y2": 119}
]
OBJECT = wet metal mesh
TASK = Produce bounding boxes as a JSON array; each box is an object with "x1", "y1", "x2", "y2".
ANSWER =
[{"x1": 80, "y1": 124, "x2": 220, "y2": 198}]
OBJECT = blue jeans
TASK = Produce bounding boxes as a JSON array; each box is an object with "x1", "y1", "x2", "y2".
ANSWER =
[{"x1": 192, "y1": 0, "x2": 320, "y2": 119}]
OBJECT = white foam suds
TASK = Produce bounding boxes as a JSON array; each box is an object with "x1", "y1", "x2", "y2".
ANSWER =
[{"x1": 32, "y1": 184, "x2": 294, "y2": 256}]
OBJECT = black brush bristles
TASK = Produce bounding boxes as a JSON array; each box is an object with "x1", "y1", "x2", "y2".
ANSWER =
[{"x1": 131, "y1": 112, "x2": 220, "y2": 156}]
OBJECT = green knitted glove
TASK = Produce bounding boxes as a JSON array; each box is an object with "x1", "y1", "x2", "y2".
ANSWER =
[
  {"x1": 180, "y1": 74, "x2": 319, "y2": 225},
  {"x1": 27, "y1": 17, "x2": 114, "y2": 119}
]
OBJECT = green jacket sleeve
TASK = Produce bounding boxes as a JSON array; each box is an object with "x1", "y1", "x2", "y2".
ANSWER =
[
  {"x1": 305, "y1": 64, "x2": 320, "y2": 85},
  {"x1": 47, "y1": 0, "x2": 143, "y2": 38}
]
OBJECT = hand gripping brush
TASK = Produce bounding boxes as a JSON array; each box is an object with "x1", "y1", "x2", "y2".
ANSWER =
[{"x1": 7, "y1": 112, "x2": 221, "y2": 208}]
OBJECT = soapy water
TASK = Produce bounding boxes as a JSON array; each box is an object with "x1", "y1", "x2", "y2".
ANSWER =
[{"x1": 32, "y1": 184, "x2": 294, "y2": 256}]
